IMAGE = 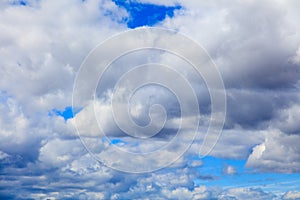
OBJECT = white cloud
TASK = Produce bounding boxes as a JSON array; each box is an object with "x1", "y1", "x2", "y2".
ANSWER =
[
  {"x1": 0, "y1": 0, "x2": 126, "y2": 114},
  {"x1": 246, "y1": 130, "x2": 300, "y2": 173},
  {"x1": 188, "y1": 159, "x2": 203, "y2": 168},
  {"x1": 163, "y1": 0, "x2": 300, "y2": 89},
  {"x1": 38, "y1": 138, "x2": 85, "y2": 168},
  {"x1": 162, "y1": 187, "x2": 194, "y2": 199},
  {"x1": 0, "y1": 0, "x2": 300, "y2": 198},
  {"x1": 219, "y1": 187, "x2": 276, "y2": 200},
  {"x1": 0, "y1": 150, "x2": 9, "y2": 160},
  {"x1": 223, "y1": 165, "x2": 237, "y2": 175},
  {"x1": 208, "y1": 129, "x2": 265, "y2": 159},
  {"x1": 0, "y1": 0, "x2": 126, "y2": 163},
  {"x1": 283, "y1": 191, "x2": 300, "y2": 200},
  {"x1": 69, "y1": 99, "x2": 120, "y2": 138}
]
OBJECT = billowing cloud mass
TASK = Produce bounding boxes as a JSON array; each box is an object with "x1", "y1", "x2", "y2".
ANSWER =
[{"x1": 0, "y1": 0, "x2": 300, "y2": 199}]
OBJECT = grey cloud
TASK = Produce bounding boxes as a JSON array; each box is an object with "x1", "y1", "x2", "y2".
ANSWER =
[
  {"x1": 272, "y1": 102, "x2": 300, "y2": 135},
  {"x1": 167, "y1": 0, "x2": 300, "y2": 89},
  {"x1": 225, "y1": 89, "x2": 299, "y2": 129},
  {"x1": 219, "y1": 188, "x2": 276, "y2": 200},
  {"x1": 246, "y1": 130, "x2": 300, "y2": 173},
  {"x1": 0, "y1": 0, "x2": 126, "y2": 161},
  {"x1": 161, "y1": 0, "x2": 300, "y2": 173},
  {"x1": 1, "y1": 0, "x2": 300, "y2": 198},
  {"x1": 208, "y1": 129, "x2": 265, "y2": 159}
]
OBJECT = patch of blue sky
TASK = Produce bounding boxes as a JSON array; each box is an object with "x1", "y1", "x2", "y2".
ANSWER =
[
  {"x1": 11, "y1": 0, "x2": 27, "y2": 6},
  {"x1": 217, "y1": 173, "x2": 299, "y2": 196},
  {"x1": 0, "y1": 90, "x2": 10, "y2": 103},
  {"x1": 50, "y1": 106, "x2": 82, "y2": 121},
  {"x1": 194, "y1": 156, "x2": 300, "y2": 195},
  {"x1": 111, "y1": 138, "x2": 127, "y2": 145},
  {"x1": 100, "y1": 137, "x2": 127, "y2": 146},
  {"x1": 112, "y1": 0, "x2": 181, "y2": 28},
  {"x1": 197, "y1": 156, "x2": 246, "y2": 176}
]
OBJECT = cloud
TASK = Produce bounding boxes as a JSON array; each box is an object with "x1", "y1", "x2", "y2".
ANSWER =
[
  {"x1": 223, "y1": 165, "x2": 237, "y2": 175},
  {"x1": 0, "y1": 151, "x2": 9, "y2": 160},
  {"x1": 0, "y1": 0, "x2": 126, "y2": 156},
  {"x1": 293, "y1": 46, "x2": 300, "y2": 64},
  {"x1": 38, "y1": 138, "x2": 86, "y2": 168},
  {"x1": 207, "y1": 129, "x2": 265, "y2": 159},
  {"x1": 163, "y1": 0, "x2": 300, "y2": 89},
  {"x1": 0, "y1": 0, "x2": 300, "y2": 198},
  {"x1": 246, "y1": 130, "x2": 300, "y2": 173},
  {"x1": 273, "y1": 104, "x2": 300, "y2": 135},
  {"x1": 68, "y1": 99, "x2": 121, "y2": 138},
  {"x1": 159, "y1": 0, "x2": 300, "y2": 174},
  {"x1": 0, "y1": 96, "x2": 45, "y2": 162},
  {"x1": 283, "y1": 191, "x2": 300, "y2": 200},
  {"x1": 219, "y1": 188, "x2": 276, "y2": 200},
  {"x1": 0, "y1": 0, "x2": 126, "y2": 112}
]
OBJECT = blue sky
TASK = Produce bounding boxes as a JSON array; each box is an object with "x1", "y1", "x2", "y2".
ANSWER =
[
  {"x1": 0, "y1": 0, "x2": 300, "y2": 199},
  {"x1": 112, "y1": 0, "x2": 181, "y2": 28}
]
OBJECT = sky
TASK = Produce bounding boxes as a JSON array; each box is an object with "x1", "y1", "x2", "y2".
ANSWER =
[{"x1": 0, "y1": 0, "x2": 300, "y2": 199}]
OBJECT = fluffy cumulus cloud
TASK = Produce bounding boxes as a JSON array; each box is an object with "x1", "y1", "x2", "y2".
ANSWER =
[
  {"x1": 219, "y1": 188, "x2": 276, "y2": 200},
  {"x1": 161, "y1": 0, "x2": 300, "y2": 173},
  {"x1": 223, "y1": 165, "x2": 237, "y2": 175},
  {"x1": 246, "y1": 130, "x2": 300, "y2": 173},
  {"x1": 0, "y1": 0, "x2": 300, "y2": 199},
  {"x1": 283, "y1": 191, "x2": 300, "y2": 200}
]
